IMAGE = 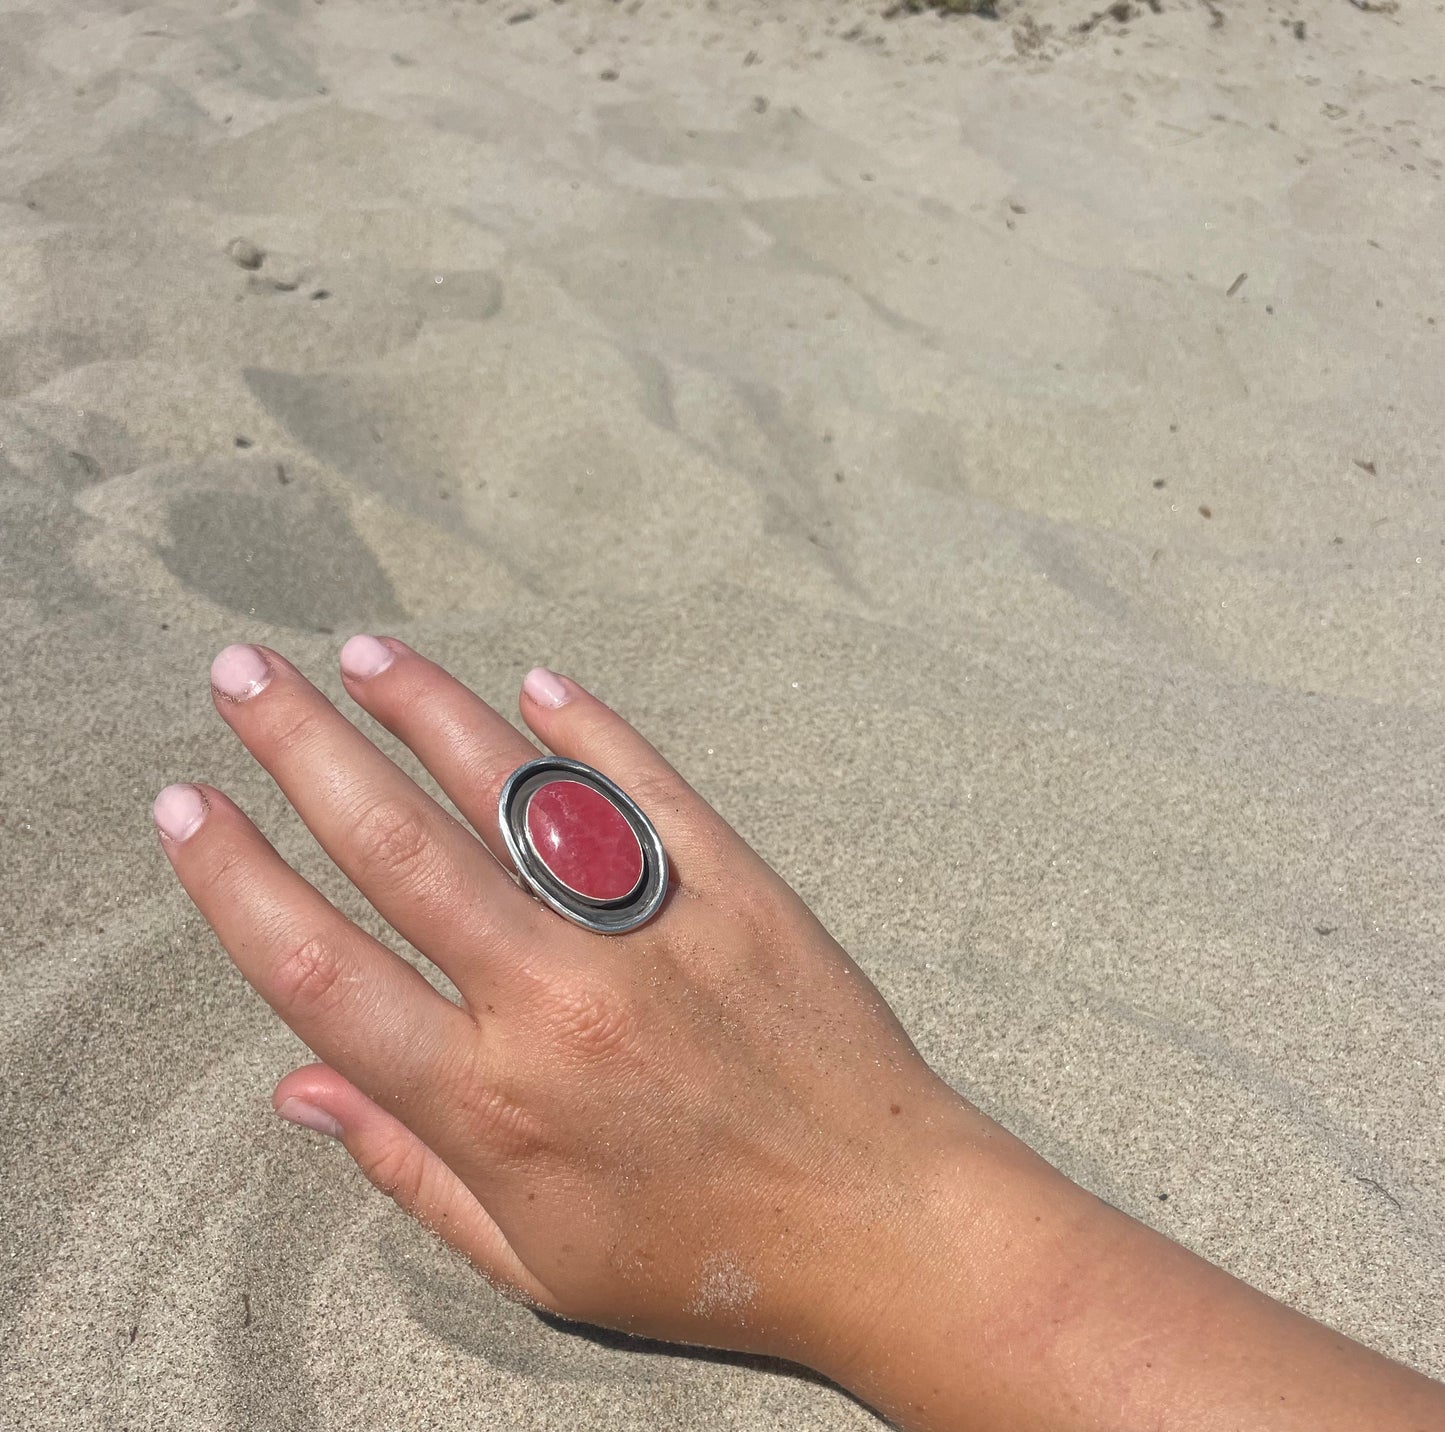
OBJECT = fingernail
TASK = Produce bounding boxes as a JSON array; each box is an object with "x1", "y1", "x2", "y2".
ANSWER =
[
  {"x1": 152, "y1": 783, "x2": 207, "y2": 842},
  {"x1": 340, "y1": 634, "x2": 395, "y2": 681},
  {"x1": 275, "y1": 1097, "x2": 344, "y2": 1140},
  {"x1": 210, "y1": 644, "x2": 272, "y2": 702},
  {"x1": 523, "y1": 667, "x2": 570, "y2": 709}
]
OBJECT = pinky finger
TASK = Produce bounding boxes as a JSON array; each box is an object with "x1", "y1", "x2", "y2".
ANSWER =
[{"x1": 273, "y1": 1064, "x2": 556, "y2": 1309}]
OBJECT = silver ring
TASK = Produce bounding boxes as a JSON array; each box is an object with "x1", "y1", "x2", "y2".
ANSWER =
[{"x1": 498, "y1": 757, "x2": 668, "y2": 934}]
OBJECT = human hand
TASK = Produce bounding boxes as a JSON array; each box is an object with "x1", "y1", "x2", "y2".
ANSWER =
[
  {"x1": 154, "y1": 640, "x2": 1444, "y2": 1432},
  {"x1": 152, "y1": 639, "x2": 1007, "y2": 1369}
]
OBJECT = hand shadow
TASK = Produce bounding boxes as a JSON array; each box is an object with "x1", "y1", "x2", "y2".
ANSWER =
[{"x1": 381, "y1": 1219, "x2": 881, "y2": 1419}]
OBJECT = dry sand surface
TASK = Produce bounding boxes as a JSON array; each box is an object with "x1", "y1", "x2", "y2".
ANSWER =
[{"x1": 1, "y1": 0, "x2": 1441, "y2": 1425}]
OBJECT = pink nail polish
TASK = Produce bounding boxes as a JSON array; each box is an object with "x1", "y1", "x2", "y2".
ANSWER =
[
  {"x1": 210, "y1": 644, "x2": 272, "y2": 702},
  {"x1": 339, "y1": 634, "x2": 395, "y2": 681},
  {"x1": 275, "y1": 1097, "x2": 344, "y2": 1140},
  {"x1": 523, "y1": 667, "x2": 570, "y2": 709},
  {"x1": 153, "y1": 783, "x2": 207, "y2": 842}
]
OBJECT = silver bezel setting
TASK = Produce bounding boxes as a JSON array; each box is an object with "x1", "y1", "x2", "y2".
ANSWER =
[{"x1": 498, "y1": 756, "x2": 669, "y2": 934}]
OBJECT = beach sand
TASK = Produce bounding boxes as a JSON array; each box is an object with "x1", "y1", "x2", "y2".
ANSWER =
[{"x1": 1, "y1": 0, "x2": 1440, "y2": 1425}]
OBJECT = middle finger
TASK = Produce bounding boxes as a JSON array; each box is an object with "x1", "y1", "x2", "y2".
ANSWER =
[{"x1": 208, "y1": 644, "x2": 546, "y2": 982}]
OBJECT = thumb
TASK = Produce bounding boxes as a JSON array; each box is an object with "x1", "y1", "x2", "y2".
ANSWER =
[{"x1": 273, "y1": 1063, "x2": 555, "y2": 1309}]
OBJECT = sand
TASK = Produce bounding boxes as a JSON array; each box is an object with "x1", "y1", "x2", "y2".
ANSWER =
[{"x1": 0, "y1": 0, "x2": 1440, "y2": 1425}]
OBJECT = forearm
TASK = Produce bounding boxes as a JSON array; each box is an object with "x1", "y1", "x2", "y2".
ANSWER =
[{"x1": 807, "y1": 1119, "x2": 1441, "y2": 1432}]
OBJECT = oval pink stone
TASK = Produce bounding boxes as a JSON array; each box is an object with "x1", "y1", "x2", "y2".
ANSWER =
[{"x1": 525, "y1": 779, "x2": 644, "y2": 903}]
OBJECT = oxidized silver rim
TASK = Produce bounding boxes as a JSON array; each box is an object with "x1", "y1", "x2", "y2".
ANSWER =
[{"x1": 498, "y1": 756, "x2": 669, "y2": 934}]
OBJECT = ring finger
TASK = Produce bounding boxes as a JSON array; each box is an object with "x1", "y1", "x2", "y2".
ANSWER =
[{"x1": 338, "y1": 639, "x2": 735, "y2": 894}]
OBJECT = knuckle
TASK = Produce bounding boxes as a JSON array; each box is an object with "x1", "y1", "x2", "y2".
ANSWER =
[
  {"x1": 264, "y1": 701, "x2": 327, "y2": 757},
  {"x1": 391, "y1": 672, "x2": 451, "y2": 732},
  {"x1": 542, "y1": 977, "x2": 641, "y2": 1067},
  {"x1": 269, "y1": 932, "x2": 350, "y2": 1018},
  {"x1": 418, "y1": 1041, "x2": 544, "y2": 1160},
  {"x1": 350, "y1": 798, "x2": 434, "y2": 880},
  {"x1": 192, "y1": 837, "x2": 254, "y2": 901},
  {"x1": 729, "y1": 876, "x2": 790, "y2": 936},
  {"x1": 363, "y1": 1135, "x2": 432, "y2": 1205},
  {"x1": 450, "y1": 1071, "x2": 545, "y2": 1159},
  {"x1": 672, "y1": 829, "x2": 733, "y2": 892},
  {"x1": 617, "y1": 766, "x2": 686, "y2": 819}
]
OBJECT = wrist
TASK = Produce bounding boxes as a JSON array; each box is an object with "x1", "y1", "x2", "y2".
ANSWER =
[
  {"x1": 793, "y1": 1109, "x2": 1442, "y2": 1432},
  {"x1": 785, "y1": 1099, "x2": 1088, "y2": 1419}
]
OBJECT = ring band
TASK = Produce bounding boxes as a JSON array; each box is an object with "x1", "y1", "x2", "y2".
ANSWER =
[{"x1": 498, "y1": 757, "x2": 669, "y2": 934}]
